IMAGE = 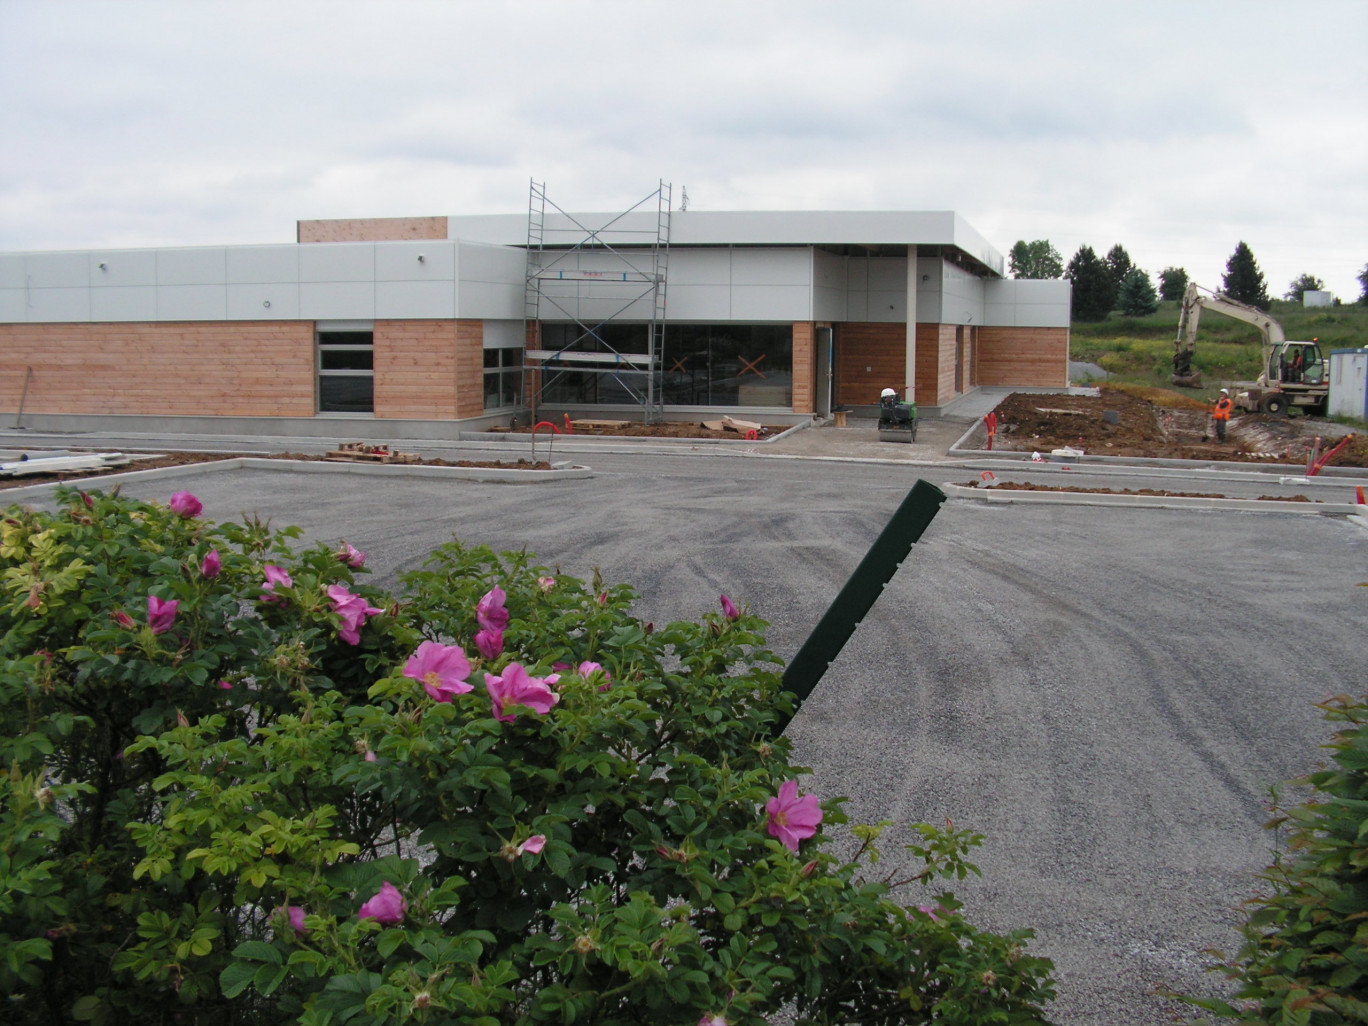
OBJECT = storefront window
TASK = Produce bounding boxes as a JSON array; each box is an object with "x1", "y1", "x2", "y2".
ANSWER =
[
  {"x1": 317, "y1": 330, "x2": 374, "y2": 413},
  {"x1": 484, "y1": 348, "x2": 522, "y2": 409},
  {"x1": 664, "y1": 325, "x2": 792, "y2": 407},
  {"x1": 534, "y1": 323, "x2": 793, "y2": 408}
]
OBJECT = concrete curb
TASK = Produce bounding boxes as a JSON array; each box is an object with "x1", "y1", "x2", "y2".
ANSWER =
[
  {"x1": 0, "y1": 456, "x2": 593, "y2": 502},
  {"x1": 941, "y1": 481, "x2": 1360, "y2": 515},
  {"x1": 459, "y1": 420, "x2": 810, "y2": 447}
]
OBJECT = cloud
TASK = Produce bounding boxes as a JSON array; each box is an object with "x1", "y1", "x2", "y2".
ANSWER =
[{"x1": 1, "y1": 0, "x2": 1365, "y2": 295}]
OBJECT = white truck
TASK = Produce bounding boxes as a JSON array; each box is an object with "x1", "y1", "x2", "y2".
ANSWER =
[{"x1": 1171, "y1": 282, "x2": 1327, "y2": 416}]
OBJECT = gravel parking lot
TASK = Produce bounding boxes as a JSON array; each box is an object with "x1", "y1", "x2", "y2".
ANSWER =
[{"x1": 10, "y1": 449, "x2": 1366, "y2": 1024}]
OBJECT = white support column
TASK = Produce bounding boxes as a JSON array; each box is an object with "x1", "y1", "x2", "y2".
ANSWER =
[{"x1": 904, "y1": 245, "x2": 918, "y2": 402}]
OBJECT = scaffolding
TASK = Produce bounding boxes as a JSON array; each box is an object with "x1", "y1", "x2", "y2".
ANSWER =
[{"x1": 523, "y1": 180, "x2": 671, "y2": 422}]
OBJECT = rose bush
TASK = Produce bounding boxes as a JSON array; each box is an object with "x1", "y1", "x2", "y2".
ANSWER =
[{"x1": 0, "y1": 486, "x2": 1054, "y2": 1025}]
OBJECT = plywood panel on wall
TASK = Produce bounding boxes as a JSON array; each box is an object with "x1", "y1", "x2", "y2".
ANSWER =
[
  {"x1": 0, "y1": 322, "x2": 315, "y2": 417},
  {"x1": 298, "y1": 217, "x2": 449, "y2": 243},
  {"x1": 976, "y1": 327, "x2": 1070, "y2": 387}
]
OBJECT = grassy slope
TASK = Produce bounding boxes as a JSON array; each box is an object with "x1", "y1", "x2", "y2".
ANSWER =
[{"x1": 1069, "y1": 299, "x2": 1368, "y2": 392}]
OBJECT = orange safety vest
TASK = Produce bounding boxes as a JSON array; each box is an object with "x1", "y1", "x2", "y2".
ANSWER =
[{"x1": 1213, "y1": 396, "x2": 1233, "y2": 421}]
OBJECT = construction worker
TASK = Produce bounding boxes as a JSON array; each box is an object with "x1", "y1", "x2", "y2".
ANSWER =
[{"x1": 1212, "y1": 388, "x2": 1233, "y2": 442}]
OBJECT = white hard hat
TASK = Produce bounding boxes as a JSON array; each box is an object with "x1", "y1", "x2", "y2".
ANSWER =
[
  {"x1": 881, "y1": 388, "x2": 897, "y2": 398},
  {"x1": 1220, "y1": 388, "x2": 1229, "y2": 394}
]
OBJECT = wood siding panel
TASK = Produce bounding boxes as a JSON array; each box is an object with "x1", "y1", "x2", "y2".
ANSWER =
[
  {"x1": 835, "y1": 322, "x2": 905, "y2": 405},
  {"x1": 455, "y1": 321, "x2": 485, "y2": 418},
  {"x1": 913, "y1": 324, "x2": 957, "y2": 407},
  {"x1": 0, "y1": 322, "x2": 314, "y2": 417},
  {"x1": 373, "y1": 320, "x2": 460, "y2": 420},
  {"x1": 791, "y1": 322, "x2": 814, "y2": 413},
  {"x1": 976, "y1": 327, "x2": 1070, "y2": 387}
]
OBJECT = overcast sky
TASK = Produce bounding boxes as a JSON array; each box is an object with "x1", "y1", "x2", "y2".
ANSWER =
[{"x1": 2, "y1": 0, "x2": 1365, "y2": 299}]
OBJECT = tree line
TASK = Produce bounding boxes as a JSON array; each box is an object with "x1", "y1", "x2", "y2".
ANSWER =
[{"x1": 1009, "y1": 239, "x2": 1368, "y2": 321}]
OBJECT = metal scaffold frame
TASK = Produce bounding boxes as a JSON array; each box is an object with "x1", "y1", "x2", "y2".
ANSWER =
[{"x1": 523, "y1": 180, "x2": 671, "y2": 423}]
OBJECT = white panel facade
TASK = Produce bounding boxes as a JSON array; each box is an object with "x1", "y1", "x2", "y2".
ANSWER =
[
  {"x1": 300, "y1": 282, "x2": 376, "y2": 320},
  {"x1": 662, "y1": 284, "x2": 731, "y2": 321},
  {"x1": 375, "y1": 241, "x2": 455, "y2": 281},
  {"x1": 730, "y1": 248, "x2": 811, "y2": 286},
  {"x1": 376, "y1": 281, "x2": 456, "y2": 319},
  {"x1": 456, "y1": 281, "x2": 523, "y2": 320},
  {"x1": 299, "y1": 244, "x2": 375, "y2": 283},
  {"x1": 939, "y1": 263, "x2": 986, "y2": 326},
  {"x1": 0, "y1": 290, "x2": 26, "y2": 320},
  {"x1": 483, "y1": 320, "x2": 522, "y2": 348},
  {"x1": 156, "y1": 248, "x2": 227, "y2": 286},
  {"x1": 26, "y1": 252, "x2": 89, "y2": 288},
  {"x1": 158, "y1": 285, "x2": 227, "y2": 320},
  {"x1": 730, "y1": 286, "x2": 810, "y2": 321},
  {"x1": 0, "y1": 255, "x2": 25, "y2": 289},
  {"x1": 982, "y1": 279, "x2": 1071, "y2": 327},
  {"x1": 91, "y1": 286, "x2": 158, "y2": 321},
  {"x1": 866, "y1": 258, "x2": 908, "y2": 291},
  {"x1": 668, "y1": 249, "x2": 732, "y2": 285},
  {"x1": 227, "y1": 246, "x2": 300, "y2": 284},
  {"x1": 92, "y1": 250, "x2": 156, "y2": 286},
  {"x1": 227, "y1": 284, "x2": 301, "y2": 320},
  {"x1": 25, "y1": 288, "x2": 91, "y2": 321}
]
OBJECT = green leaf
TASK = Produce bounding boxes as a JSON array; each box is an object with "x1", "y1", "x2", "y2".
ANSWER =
[
  {"x1": 219, "y1": 961, "x2": 256, "y2": 999},
  {"x1": 232, "y1": 939, "x2": 283, "y2": 964},
  {"x1": 71, "y1": 995, "x2": 101, "y2": 1021}
]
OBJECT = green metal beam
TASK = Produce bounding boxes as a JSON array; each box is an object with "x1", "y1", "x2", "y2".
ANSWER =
[{"x1": 772, "y1": 478, "x2": 946, "y2": 735}]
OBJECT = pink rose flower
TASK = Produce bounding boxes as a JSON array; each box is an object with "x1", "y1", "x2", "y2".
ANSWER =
[
  {"x1": 403, "y1": 640, "x2": 473, "y2": 702},
  {"x1": 474, "y1": 627, "x2": 503, "y2": 661},
  {"x1": 147, "y1": 595, "x2": 178, "y2": 635},
  {"x1": 275, "y1": 905, "x2": 307, "y2": 933},
  {"x1": 720, "y1": 594, "x2": 740, "y2": 620},
  {"x1": 327, "y1": 584, "x2": 383, "y2": 646},
  {"x1": 357, "y1": 880, "x2": 406, "y2": 925},
  {"x1": 169, "y1": 491, "x2": 202, "y2": 518},
  {"x1": 261, "y1": 565, "x2": 293, "y2": 602},
  {"x1": 485, "y1": 662, "x2": 559, "y2": 722},
  {"x1": 476, "y1": 586, "x2": 510, "y2": 632},
  {"x1": 517, "y1": 834, "x2": 546, "y2": 855},
  {"x1": 538, "y1": 576, "x2": 555, "y2": 592},
  {"x1": 338, "y1": 542, "x2": 366, "y2": 568},
  {"x1": 765, "y1": 780, "x2": 823, "y2": 852},
  {"x1": 200, "y1": 549, "x2": 220, "y2": 578}
]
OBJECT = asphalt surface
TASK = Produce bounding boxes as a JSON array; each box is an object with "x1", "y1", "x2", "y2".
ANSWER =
[{"x1": 4, "y1": 409, "x2": 1367, "y2": 1025}]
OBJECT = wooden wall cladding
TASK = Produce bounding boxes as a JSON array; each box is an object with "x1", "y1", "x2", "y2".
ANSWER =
[
  {"x1": 0, "y1": 321, "x2": 315, "y2": 417},
  {"x1": 976, "y1": 327, "x2": 1070, "y2": 386}
]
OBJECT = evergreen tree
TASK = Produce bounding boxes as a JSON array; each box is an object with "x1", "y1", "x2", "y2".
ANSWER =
[
  {"x1": 1008, "y1": 239, "x2": 1064, "y2": 279},
  {"x1": 1221, "y1": 241, "x2": 1270, "y2": 310},
  {"x1": 1117, "y1": 268, "x2": 1159, "y2": 316},
  {"x1": 1105, "y1": 244, "x2": 1133, "y2": 293},
  {"x1": 1359, "y1": 263, "x2": 1368, "y2": 306},
  {"x1": 1284, "y1": 273, "x2": 1325, "y2": 302},
  {"x1": 1158, "y1": 266, "x2": 1188, "y2": 302},
  {"x1": 1066, "y1": 245, "x2": 1114, "y2": 321}
]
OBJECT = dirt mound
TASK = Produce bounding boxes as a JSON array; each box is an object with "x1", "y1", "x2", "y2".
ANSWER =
[{"x1": 990, "y1": 389, "x2": 1366, "y2": 466}]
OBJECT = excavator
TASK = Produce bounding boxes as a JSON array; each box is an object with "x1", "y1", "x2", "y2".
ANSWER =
[{"x1": 1171, "y1": 282, "x2": 1327, "y2": 416}]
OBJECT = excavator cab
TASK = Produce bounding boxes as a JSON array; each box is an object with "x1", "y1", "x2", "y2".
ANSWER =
[{"x1": 1271, "y1": 341, "x2": 1324, "y2": 386}]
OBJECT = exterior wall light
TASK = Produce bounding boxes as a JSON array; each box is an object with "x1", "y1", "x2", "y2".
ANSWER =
[
  {"x1": 417, "y1": 254, "x2": 425, "y2": 263},
  {"x1": 98, "y1": 263, "x2": 108, "y2": 270}
]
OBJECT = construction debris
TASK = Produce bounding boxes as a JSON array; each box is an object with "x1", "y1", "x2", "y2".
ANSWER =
[
  {"x1": 324, "y1": 442, "x2": 420, "y2": 464},
  {"x1": 0, "y1": 452, "x2": 131, "y2": 477}
]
